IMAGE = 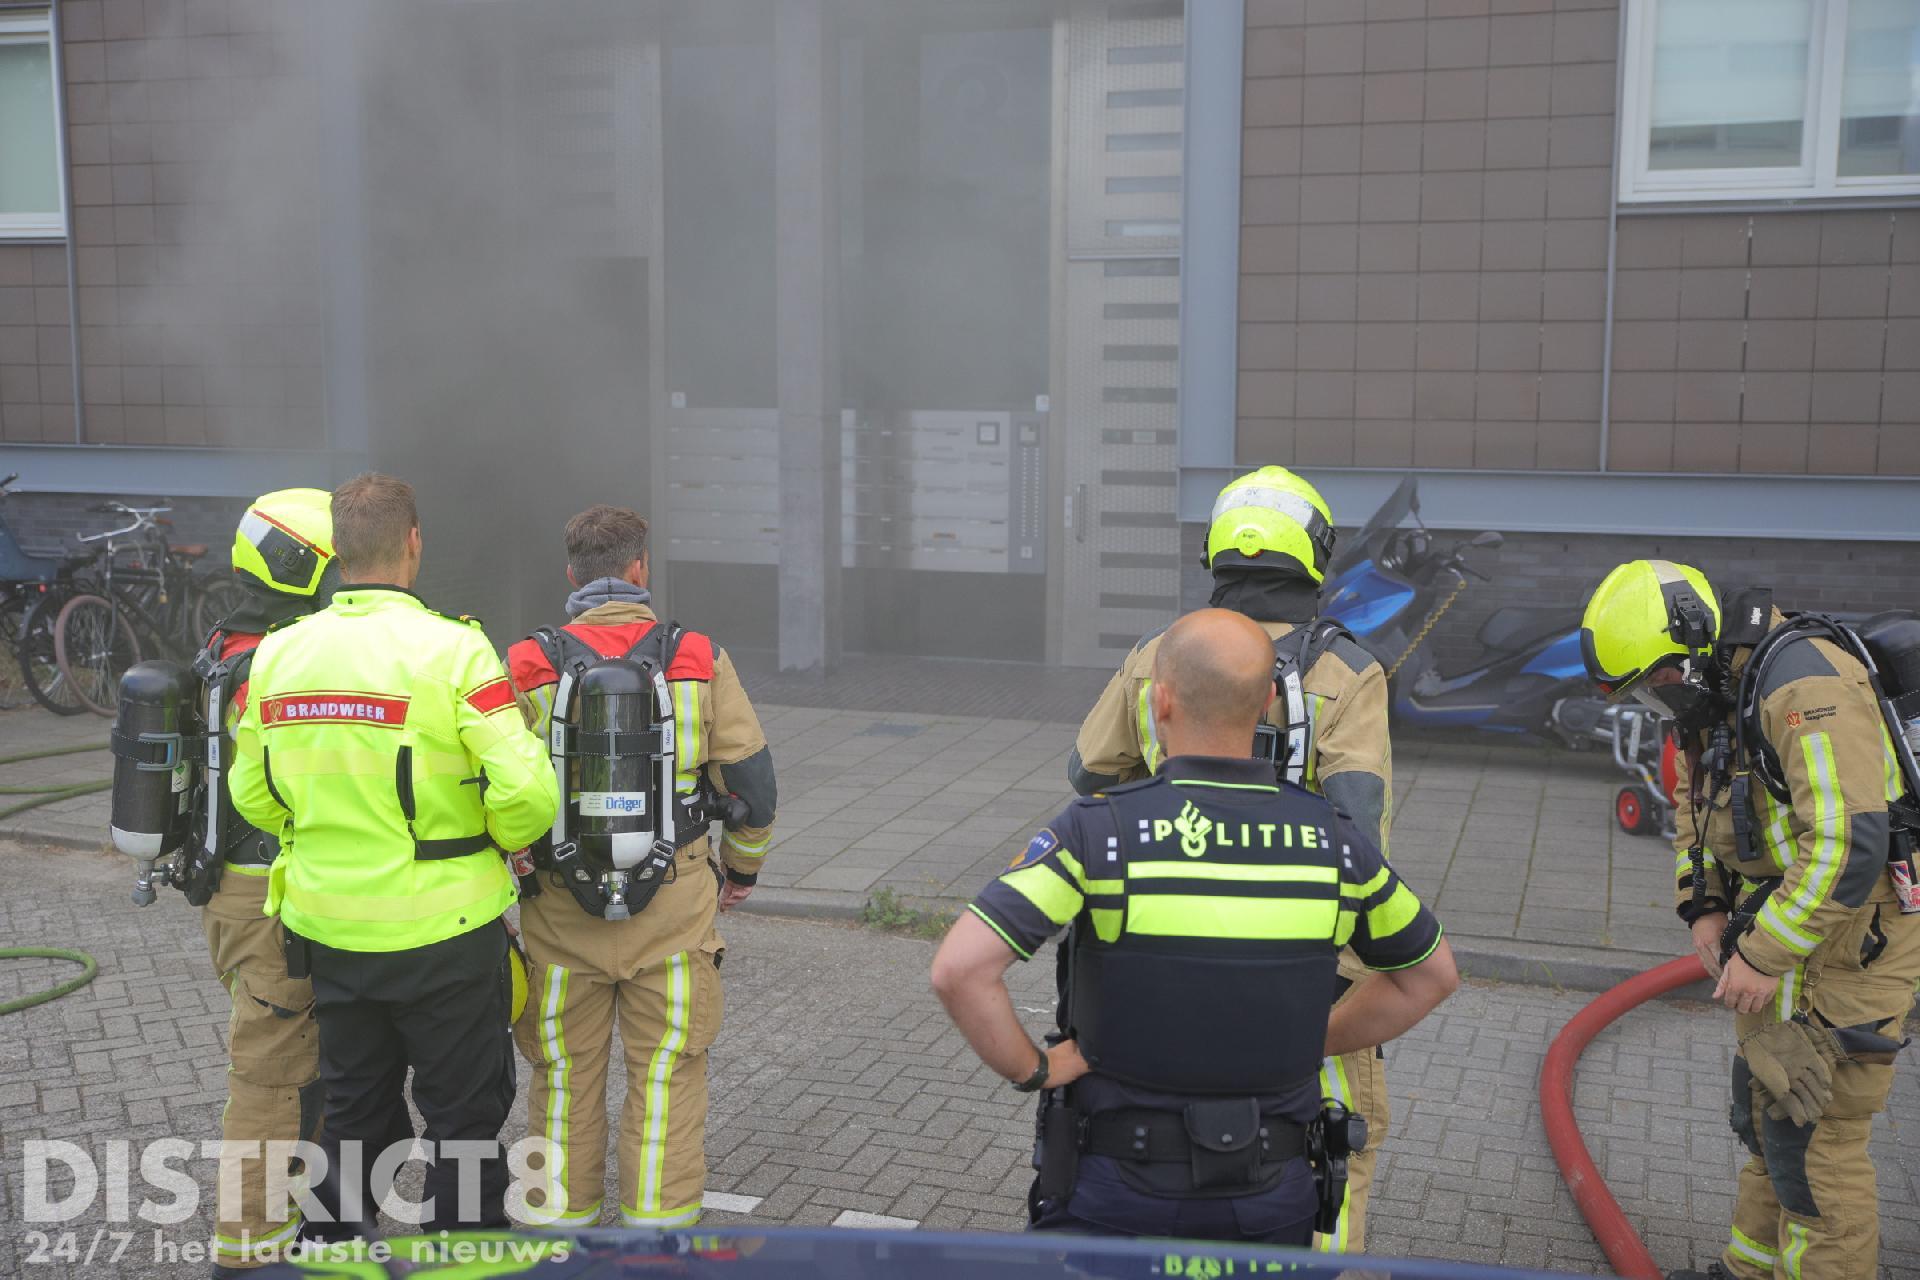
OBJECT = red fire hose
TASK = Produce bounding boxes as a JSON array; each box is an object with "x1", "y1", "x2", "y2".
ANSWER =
[{"x1": 1540, "y1": 954, "x2": 1708, "y2": 1279}]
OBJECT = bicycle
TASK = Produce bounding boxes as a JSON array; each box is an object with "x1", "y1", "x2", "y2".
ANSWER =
[
  {"x1": 0, "y1": 474, "x2": 95, "y2": 716},
  {"x1": 49, "y1": 502, "x2": 248, "y2": 717}
]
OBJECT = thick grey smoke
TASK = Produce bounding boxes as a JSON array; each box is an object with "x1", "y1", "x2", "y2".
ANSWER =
[{"x1": 148, "y1": 0, "x2": 1110, "y2": 658}]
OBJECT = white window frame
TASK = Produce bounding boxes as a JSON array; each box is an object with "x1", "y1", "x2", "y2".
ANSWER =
[
  {"x1": 0, "y1": 9, "x2": 65, "y2": 239},
  {"x1": 1619, "y1": 0, "x2": 1920, "y2": 204}
]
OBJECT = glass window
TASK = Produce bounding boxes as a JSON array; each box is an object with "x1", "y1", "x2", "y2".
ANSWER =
[
  {"x1": 1623, "y1": 0, "x2": 1920, "y2": 201},
  {"x1": 0, "y1": 12, "x2": 63, "y2": 237},
  {"x1": 1839, "y1": 0, "x2": 1920, "y2": 177},
  {"x1": 1648, "y1": 0, "x2": 1813, "y2": 171}
]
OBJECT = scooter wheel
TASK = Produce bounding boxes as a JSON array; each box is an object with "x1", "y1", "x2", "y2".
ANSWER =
[{"x1": 1615, "y1": 785, "x2": 1652, "y2": 836}]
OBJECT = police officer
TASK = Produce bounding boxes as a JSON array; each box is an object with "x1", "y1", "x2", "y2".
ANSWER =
[
  {"x1": 196, "y1": 489, "x2": 337, "y2": 1276},
  {"x1": 230, "y1": 473, "x2": 559, "y2": 1239},
  {"x1": 1069, "y1": 465, "x2": 1396, "y2": 1251},
  {"x1": 934, "y1": 608, "x2": 1457, "y2": 1245},
  {"x1": 1581, "y1": 561, "x2": 1920, "y2": 1280},
  {"x1": 505, "y1": 505, "x2": 776, "y2": 1229}
]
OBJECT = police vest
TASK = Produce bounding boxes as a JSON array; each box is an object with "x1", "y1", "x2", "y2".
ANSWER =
[{"x1": 1068, "y1": 773, "x2": 1344, "y2": 1096}]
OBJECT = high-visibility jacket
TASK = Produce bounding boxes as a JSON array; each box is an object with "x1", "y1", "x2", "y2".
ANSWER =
[{"x1": 230, "y1": 586, "x2": 560, "y2": 952}]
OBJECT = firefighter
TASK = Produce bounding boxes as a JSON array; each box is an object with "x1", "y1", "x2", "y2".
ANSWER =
[
  {"x1": 504, "y1": 504, "x2": 776, "y2": 1228},
  {"x1": 1581, "y1": 560, "x2": 1920, "y2": 1280},
  {"x1": 229, "y1": 473, "x2": 559, "y2": 1239},
  {"x1": 934, "y1": 609, "x2": 1457, "y2": 1244},
  {"x1": 196, "y1": 488, "x2": 336, "y2": 1276},
  {"x1": 1068, "y1": 465, "x2": 1396, "y2": 1251}
]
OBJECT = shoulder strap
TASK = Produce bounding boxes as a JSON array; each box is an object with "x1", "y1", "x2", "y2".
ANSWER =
[
  {"x1": 1737, "y1": 612, "x2": 1868, "y2": 802},
  {"x1": 623, "y1": 619, "x2": 686, "y2": 674},
  {"x1": 533, "y1": 625, "x2": 602, "y2": 679},
  {"x1": 1300, "y1": 617, "x2": 1355, "y2": 672}
]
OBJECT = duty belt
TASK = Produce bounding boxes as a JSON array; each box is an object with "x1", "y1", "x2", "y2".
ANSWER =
[{"x1": 1082, "y1": 1105, "x2": 1306, "y2": 1163}]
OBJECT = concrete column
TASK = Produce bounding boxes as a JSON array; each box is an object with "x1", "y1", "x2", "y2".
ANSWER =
[
  {"x1": 774, "y1": 0, "x2": 842, "y2": 674},
  {"x1": 1175, "y1": 0, "x2": 1245, "y2": 521}
]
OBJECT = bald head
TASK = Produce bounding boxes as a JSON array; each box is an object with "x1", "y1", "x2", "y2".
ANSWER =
[{"x1": 1150, "y1": 609, "x2": 1276, "y2": 756}]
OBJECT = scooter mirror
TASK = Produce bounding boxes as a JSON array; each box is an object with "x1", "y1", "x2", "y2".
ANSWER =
[{"x1": 1470, "y1": 531, "x2": 1504, "y2": 548}]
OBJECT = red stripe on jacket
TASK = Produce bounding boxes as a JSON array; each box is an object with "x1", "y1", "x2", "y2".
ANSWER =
[
  {"x1": 507, "y1": 620, "x2": 716, "y2": 692},
  {"x1": 465, "y1": 677, "x2": 516, "y2": 716}
]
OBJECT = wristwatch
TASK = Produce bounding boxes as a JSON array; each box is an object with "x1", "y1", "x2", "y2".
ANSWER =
[{"x1": 1012, "y1": 1047, "x2": 1050, "y2": 1093}]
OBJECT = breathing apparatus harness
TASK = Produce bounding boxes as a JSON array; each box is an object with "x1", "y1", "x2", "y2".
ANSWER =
[
  {"x1": 1675, "y1": 594, "x2": 1920, "y2": 963},
  {"x1": 528, "y1": 622, "x2": 746, "y2": 922},
  {"x1": 109, "y1": 626, "x2": 277, "y2": 907},
  {"x1": 1252, "y1": 617, "x2": 1357, "y2": 788}
]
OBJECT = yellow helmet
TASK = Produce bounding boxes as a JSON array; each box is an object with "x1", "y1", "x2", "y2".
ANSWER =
[
  {"x1": 1203, "y1": 466, "x2": 1337, "y2": 583},
  {"x1": 232, "y1": 488, "x2": 336, "y2": 597},
  {"x1": 1579, "y1": 560, "x2": 1720, "y2": 702}
]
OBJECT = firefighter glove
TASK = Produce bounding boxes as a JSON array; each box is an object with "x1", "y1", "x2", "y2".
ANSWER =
[{"x1": 1739, "y1": 1019, "x2": 1836, "y2": 1127}]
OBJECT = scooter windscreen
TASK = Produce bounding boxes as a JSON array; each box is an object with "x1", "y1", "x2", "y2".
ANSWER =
[{"x1": 1327, "y1": 475, "x2": 1418, "y2": 578}]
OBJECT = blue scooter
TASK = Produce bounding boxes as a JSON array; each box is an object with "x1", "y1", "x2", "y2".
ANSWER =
[{"x1": 1319, "y1": 477, "x2": 1618, "y2": 748}]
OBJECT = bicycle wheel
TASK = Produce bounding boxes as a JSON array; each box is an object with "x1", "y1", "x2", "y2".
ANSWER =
[
  {"x1": 52, "y1": 593, "x2": 143, "y2": 717},
  {"x1": 190, "y1": 572, "x2": 249, "y2": 640},
  {"x1": 18, "y1": 590, "x2": 88, "y2": 716}
]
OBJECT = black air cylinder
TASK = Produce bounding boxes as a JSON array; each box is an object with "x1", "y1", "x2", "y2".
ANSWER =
[
  {"x1": 110, "y1": 661, "x2": 199, "y2": 871},
  {"x1": 572, "y1": 657, "x2": 656, "y2": 872}
]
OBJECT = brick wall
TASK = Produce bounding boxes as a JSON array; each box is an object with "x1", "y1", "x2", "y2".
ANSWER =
[
  {"x1": 0, "y1": 490, "x2": 241, "y2": 563},
  {"x1": 1608, "y1": 211, "x2": 1920, "y2": 475},
  {"x1": 1234, "y1": 0, "x2": 1920, "y2": 477},
  {"x1": 1237, "y1": 0, "x2": 1621, "y2": 471},
  {"x1": 0, "y1": 0, "x2": 326, "y2": 449},
  {"x1": 1180, "y1": 520, "x2": 1920, "y2": 674},
  {"x1": 0, "y1": 245, "x2": 74, "y2": 442}
]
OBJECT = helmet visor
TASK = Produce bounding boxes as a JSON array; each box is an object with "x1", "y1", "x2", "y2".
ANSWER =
[{"x1": 1622, "y1": 658, "x2": 1695, "y2": 718}]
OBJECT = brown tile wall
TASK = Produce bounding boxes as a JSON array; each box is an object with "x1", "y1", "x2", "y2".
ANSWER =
[
  {"x1": 0, "y1": 245, "x2": 74, "y2": 441},
  {"x1": 0, "y1": 0, "x2": 325, "y2": 449},
  {"x1": 1236, "y1": 0, "x2": 1920, "y2": 477},
  {"x1": 1239, "y1": 0, "x2": 1618, "y2": 473},
  {"x1": 1609, "y1": 208, "x2": 1919, "y2": 477}
]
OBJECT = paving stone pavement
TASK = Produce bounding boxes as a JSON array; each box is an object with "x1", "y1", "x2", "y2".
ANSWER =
[
  {"x1": 4, "y1": 842, "x2": 1920, "y2": 1278},
  {"x1": 0, "y1": 694, "x2": 1682, "y2": 984}
]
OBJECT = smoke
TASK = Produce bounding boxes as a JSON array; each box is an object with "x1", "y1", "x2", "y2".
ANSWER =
[{"x1": 137, "y1": 0, "x2": 1084, "y2": 658}]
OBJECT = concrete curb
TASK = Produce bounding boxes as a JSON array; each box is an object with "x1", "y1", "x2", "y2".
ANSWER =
[
  {"x1": 1447, "y1": 933, "x2": 1712, "y2": 1000},
  {"x1": 739, "y1": 886, "x2": 1716, "y2": 1001},
  {"x1": 0, "y1": 824, "x2": 108, "y2": 853},
  {"x1": 25, "y1": 835, "x2": 1717, "y2": 1002}
]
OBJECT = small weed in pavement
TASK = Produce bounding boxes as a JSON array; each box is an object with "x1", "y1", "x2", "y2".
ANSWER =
[{"x1": 861, "y1": 887, "x2": 956, "y2": 941}]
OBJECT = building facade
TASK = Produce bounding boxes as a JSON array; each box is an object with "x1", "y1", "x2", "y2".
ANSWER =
[{"x1": 1, "y1": 0, "x2": 1916, "y2": 668}]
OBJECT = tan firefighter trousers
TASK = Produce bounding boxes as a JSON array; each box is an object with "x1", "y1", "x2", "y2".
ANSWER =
[
  {"x1": 202, "y1": 867, "x2": 322, "y2": 1269},
  {"x1": 1723, "y1": 894, "x2": 1920, "y2": 1280},
  {"x1": 513, "y1": 876, "x2": 725, "y2": 1228}
]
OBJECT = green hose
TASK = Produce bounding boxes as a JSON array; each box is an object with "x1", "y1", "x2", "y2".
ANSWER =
[
  {"x1": 0, "y1": 947, "x2": 98, "y2": 1014},
  {"x1": 0, "y1": 737, "x2": 110, "y2": 1013}
]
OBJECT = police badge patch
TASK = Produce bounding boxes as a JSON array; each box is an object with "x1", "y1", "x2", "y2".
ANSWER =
[{"x1": 1009, "y1": 828, "x2": 1059, "y2": 870}]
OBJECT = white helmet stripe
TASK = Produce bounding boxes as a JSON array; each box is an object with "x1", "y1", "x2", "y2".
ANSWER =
[
  {"x1": 1210, "y1": 484, "x2": 1323, "y2": 535},
  {"x1": 238, "y1": 509, "x2": 274, "y2": 548}
]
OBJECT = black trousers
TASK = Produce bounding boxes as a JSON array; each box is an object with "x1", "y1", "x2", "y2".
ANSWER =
[{"x1": 304, "y1": 919, "x2": 516, "y2": 1238}]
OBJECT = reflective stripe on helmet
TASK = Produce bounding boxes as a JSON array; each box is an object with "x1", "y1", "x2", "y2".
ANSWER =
[{"x1": 1210, "y1": 483, "x2": 1324, "y2": 537}]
